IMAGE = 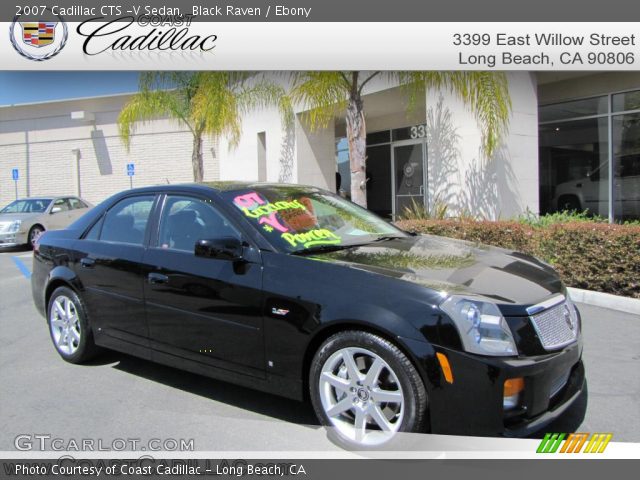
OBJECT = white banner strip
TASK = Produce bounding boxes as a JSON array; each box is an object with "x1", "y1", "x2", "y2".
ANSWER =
[{"x1": 2, "y1": 21, "x2": 640, "y2": 70}]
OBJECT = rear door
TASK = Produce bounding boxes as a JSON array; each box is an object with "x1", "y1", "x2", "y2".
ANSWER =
[
  {"x1": 73, "y1": 194, "x2": 157, "y2": 350},
  {"x1": 142, "y1": 194, "x2": 265, "y2": 377}
]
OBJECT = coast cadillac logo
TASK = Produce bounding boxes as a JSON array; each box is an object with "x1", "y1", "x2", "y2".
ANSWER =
[{"x1": 9, "y1": 11, "x2": 68, "y2": 61}]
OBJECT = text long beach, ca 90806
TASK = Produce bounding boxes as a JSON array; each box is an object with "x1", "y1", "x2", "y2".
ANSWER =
[{"x1": 193, "y1": 5, "x2": 311, "y2": 18}]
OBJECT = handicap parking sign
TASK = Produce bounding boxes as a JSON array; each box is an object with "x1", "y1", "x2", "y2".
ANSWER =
[
  {"x1": 127, "y1": 163, "x2": 135, "y2": 176},
  {"x1": 12, "y1": 169, "x2": 19, "y2": 180}
]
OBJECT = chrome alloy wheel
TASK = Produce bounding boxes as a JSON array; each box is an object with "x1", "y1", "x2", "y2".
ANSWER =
[
  {"x1": 50, "y1": 295, "x2": 81, "y2": 356},
  {"x1": 319, "y1": 347, "x2": 404, "y2": 446}
]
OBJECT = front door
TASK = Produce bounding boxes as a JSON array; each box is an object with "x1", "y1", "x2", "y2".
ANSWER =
[
  {"x1": 143, "y1": 194, "x2": 265, "y2": 377},
  {"x1": 392, "y1": 140, "x2": 427, "y2": 218}
]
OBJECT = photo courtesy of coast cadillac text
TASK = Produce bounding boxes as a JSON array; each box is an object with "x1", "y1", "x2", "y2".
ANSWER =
[{"x1": 0, "y1": 0, "x2": 639, "y2": 478}]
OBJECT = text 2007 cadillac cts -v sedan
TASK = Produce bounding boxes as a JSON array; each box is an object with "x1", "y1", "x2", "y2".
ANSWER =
[{"x1": 31, "y1": 183, "x2": 585, "y2": 448}]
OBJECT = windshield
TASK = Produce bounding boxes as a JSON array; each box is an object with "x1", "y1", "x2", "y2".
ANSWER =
[
  {"x1": 0, "y1": 199, "x2": 52, "y2": 214},
  {"x1": 222, "y1": 186, "x2": 406, "y2": 253}
]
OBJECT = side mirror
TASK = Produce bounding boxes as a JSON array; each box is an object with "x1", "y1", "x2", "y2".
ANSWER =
[
  {"x1": 195, "y1": 237, "x2": 243, "y2": 261},
  {"x1": 50, "y1": 206, "x2": 62, "y2": 214}
]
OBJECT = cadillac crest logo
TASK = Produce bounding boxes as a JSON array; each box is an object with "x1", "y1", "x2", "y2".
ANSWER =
[
  {"x1": 21, "y1": 22, "x2": 56, "y2": 47},
  {"x1": 10, "y1": 12, "x2": 68, "y2": 61}
]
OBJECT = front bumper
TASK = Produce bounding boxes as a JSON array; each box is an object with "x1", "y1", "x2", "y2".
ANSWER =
[
  {"x1": 427, "y1": 339, "x2": 584, "y2": 437},
  {"x1": 0, "y1": 231, "x2": 27, "y2": 247}
]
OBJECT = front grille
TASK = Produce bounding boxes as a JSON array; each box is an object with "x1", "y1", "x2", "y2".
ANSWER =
[
  {"x1": 549, "y1": 370, "x2": 571, "y2": 398},
  {"x1": 529, "y1": 301, "x2": 578, "y2": 351}
]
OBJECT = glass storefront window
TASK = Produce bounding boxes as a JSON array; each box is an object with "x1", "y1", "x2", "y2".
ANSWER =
[
  {"x1": 335, "y1": 137, "x2": 350, "y2": 197},
  {"x1": 612, "y1": 113, "x2": 640, "y2": 221},
  {"x1": 539, "y1": 118, "x2": 609, "y2": 218},
  {"x1": 366, "y1": 130, "x2": 390, "y2": 145},
  {"x1": 539, "y1": 96, "x2": 608, "y2": 123},
  {"x1": 540, "y1": 92, "x2": 640, "y2": 222},
  {"x1": 612, "y1": 90, "x2": 640, "y2": 113}
]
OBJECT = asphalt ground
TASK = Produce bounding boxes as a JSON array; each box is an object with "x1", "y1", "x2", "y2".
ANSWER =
[{"x1": 0, "y1": 247, "x2": 638, "y2": 454}]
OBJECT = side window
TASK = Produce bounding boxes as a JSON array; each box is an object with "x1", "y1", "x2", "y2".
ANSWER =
[
  {"x1": 52, "y1": 198, "x2": 71, "y2": 212},
  {"x1": 158, "y1": 195, "x2": 240, "y2": 252},
  {"x1": 69, "y1": 198, "x2": 88, "y2": 210},
  {"x1": 84, "y1": 216, "x2": 103, "y2": 240},
  {"x1": 100, "y1": 196, "x2": 155, "y2": 245}
]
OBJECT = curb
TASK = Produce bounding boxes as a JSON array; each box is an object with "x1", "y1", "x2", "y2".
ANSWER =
[{"x1": 567, "y1": 287, "x2": 640, "y2": 316}]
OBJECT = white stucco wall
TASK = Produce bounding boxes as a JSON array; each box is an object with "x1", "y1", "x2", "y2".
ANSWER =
[
  {"x1": 425, "y1": 72, "x2": 539, "y2": 219},
  {"x1": 217, "y1": 76, "x2": 297, "y2": 184}
]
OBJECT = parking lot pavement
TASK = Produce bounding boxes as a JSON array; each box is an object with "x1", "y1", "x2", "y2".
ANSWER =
[{"x1": 1, "y1": 248, "x2": 638, "y2": 453}]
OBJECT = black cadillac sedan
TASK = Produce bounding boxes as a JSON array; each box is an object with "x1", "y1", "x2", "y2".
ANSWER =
[{"x1": 31, "y1": 183, "x2": 585, "y2": 448}]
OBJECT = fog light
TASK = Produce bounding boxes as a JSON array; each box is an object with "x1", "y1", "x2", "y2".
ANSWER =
[{"x1": 503, "y1": 377, "x2": 524, "y2": 410}]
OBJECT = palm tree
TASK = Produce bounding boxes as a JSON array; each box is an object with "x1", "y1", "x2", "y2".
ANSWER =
[
  {"x1": 118, "y1": 72, "x2": 290, "y2": 183},
  {"x1": 290, "y1": 72, "x2": 511, "y2": 207}
]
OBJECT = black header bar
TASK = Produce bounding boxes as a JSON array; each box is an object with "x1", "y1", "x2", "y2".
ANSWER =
[{"x1": 4, "y1": 0, "x2": 640, "y2": 22}]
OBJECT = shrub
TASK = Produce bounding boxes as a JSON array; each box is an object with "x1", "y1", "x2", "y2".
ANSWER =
[
  {"x1": 398, "y1": 197, "x2": 448, "y2": 221},
  {"x1": 518, "y1": 209, "x2": 607, "y2": 227},
  {"x1": 396, "y1": 219, "x2": 640, "y2": 299}
]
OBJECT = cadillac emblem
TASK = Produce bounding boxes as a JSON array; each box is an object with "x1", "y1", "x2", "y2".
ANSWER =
[{"x1": 10, "y1": 12, "x2": 68, "y2": 61}]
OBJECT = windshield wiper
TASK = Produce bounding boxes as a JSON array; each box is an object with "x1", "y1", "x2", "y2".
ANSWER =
[
  {"x1": 290, "y1": 244, "x2": 362, "y2": 256},
  {"x1": 369, "y1": 235, "x2": 405, "y2": 243},
  {"x1": 290, "y1": 235, "x2": 405, "y2": 256}
]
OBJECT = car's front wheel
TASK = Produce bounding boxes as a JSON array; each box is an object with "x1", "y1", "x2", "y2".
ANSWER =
[
  {"x1": 310, "y1": 331, "x2": 428, "y2": 449},
  {"x1": 47, "y1": 286, "x2": 101, "y2": 363}
]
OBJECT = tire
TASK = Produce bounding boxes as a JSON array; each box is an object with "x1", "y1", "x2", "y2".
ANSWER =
[
  {"x1": 47, "y1": 286, "x2": 101, "y2": 364},
  {"x1": 558, "y1": 195, "x2": 582, "y2": 213},
  {"x1": 28, "y1": 225, "x2": 44, "y2": 249},
  {"x1": 309, "y1": 330, "x2": 428, "y2": 449}
]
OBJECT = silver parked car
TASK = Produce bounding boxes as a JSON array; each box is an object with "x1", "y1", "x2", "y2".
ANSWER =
[{"x1": 0, "y1": 196, "x2": 93, "y2": 249}]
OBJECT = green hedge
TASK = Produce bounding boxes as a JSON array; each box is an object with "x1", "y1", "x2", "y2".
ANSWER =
[{"x1": 396, "y1": 219, "x2": 640, "y2": 299}]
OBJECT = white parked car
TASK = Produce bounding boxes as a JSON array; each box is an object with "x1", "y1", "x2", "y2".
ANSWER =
[
  {"x1": 553, "y1": 157, "x2": 640, "y2": 219},
  {"x1": 0, "y1": 196, "x2": 92, "y2": 249}
]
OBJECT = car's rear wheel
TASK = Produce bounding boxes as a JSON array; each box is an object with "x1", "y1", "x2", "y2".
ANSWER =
[
  {"x1": 28, "y1": 225, "x2": 44, "y2": 249},
  {"x1": 310, "y1": 331, "x2": 428, "y2": 449},
  {"x1": 47, "y1": 286, "x2": 101, "y2": 363}
]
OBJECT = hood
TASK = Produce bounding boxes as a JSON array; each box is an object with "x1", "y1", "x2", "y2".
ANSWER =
[
  {"x1": 311, "y1": 234, "x2": 563, "y2": 308},
  {"x1": 0, "y1": 212, "x2": 41, "y2": 223}
]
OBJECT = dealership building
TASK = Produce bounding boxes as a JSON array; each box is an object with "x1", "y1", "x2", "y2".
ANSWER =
[{"x1": 1, "y1": 71, "x2": 639, "y2": 222}]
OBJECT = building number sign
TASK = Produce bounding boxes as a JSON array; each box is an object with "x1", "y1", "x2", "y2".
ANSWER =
[{"x1": 409, "y1": 124, "x2": 427, "y2": 139}]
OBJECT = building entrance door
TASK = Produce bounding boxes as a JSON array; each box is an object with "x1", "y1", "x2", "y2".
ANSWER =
[{"x1": 392, "y1": 139, "x2": 427, "y2": 218}]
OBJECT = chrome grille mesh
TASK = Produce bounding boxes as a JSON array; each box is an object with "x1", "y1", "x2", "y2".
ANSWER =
[
  {"x1": 550, "y1": 370, "x2": 571, "y2": 398},
  {"x1": 529, "y1": 301, "x2": 578, "y2": 351}
]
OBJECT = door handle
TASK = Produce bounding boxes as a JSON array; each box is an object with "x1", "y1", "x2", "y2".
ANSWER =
[
  {"x1": 80, "y1": 258, "x2": 95, "y2": 268},
  {"x1": 148, "y1": 272, "x2": 169, "y2": 285}
]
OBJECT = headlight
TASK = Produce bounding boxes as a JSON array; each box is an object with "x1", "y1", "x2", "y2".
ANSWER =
[
  {"x1": 7, "y1": 220, "x2": 22, "y2": 233},
  {"x1": 440, "y1": 295, "x2": 517, "y2": 356}
]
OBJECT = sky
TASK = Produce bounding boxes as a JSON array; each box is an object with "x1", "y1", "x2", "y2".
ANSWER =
[{"x1": 0, "y1": 72, "x2": 141, "y2": 106}]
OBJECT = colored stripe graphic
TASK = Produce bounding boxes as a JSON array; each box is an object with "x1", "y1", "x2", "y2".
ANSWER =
[
  {"x1": 585, "y1": 433, "x2": 613, "y2": 453},
  {"x1": 537, "y1": 433, "x2": 565, "y2": 453},
  {"x1": 538, "y1": 432, "x2": 613, "y2": 453}
]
